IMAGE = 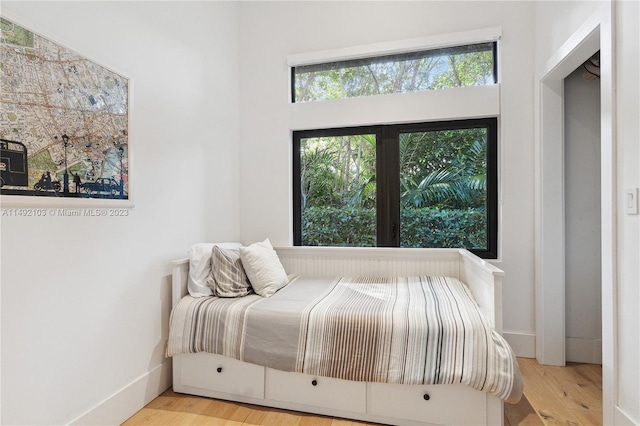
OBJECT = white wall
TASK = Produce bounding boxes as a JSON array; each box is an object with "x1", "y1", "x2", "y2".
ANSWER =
[
  {"x1": 0, "y1": 2, "x2": 241, "y2": 424},
  {"x1": 238, "y1": 1, "x2": 537, "y2": 355},
  {"x1": 535, "y1": 0, "x2": 639, "y2": 423},
  {"x1": 614, "y1": 1, "x2": 640, "y2": 423},
  {"x1": 534, "y1": 0, "x2": 605, "y2": 70},
  {"x1": 564, "y1": 68, "x2": 602, "y2": 364}
]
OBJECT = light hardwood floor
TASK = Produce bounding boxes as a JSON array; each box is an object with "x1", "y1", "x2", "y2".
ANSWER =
[
  {"x1": 517, "y1": 358, "x2": 602, "y2": 426},
  {"x1": 123, "y1": 358, "x2": 602, "y2": 426}
]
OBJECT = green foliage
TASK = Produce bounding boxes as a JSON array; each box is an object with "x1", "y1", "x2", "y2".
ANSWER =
[
  {"x1": 302, "y1": 206, "x2": 486, "y2": 250},
  {"x1": 295, "y1": 45, "x2": 494, "y2": 102},
  {"x1": 300, "y1": 128, "x2": 487, "y2": 212},
  {"x1": 300, "y1": 134, "x2": 376, "y2": 210},
  {"x1": 299, "y1": 128, "x2": 489, "y2": 249},
  {"x1": 399, "y1": 207, "x2": 486, "y2": 249},
  {"x1": 431, "y1": 51, "x2": 494, "y2": 89},
  {"x1": 399, "y1": 129, "x2": 487, "y2": 209},
  {"x1": 302, "y1": 206, "x2": 376, "y2": 247},
  {"x1": 300, "y1": 146, "x2": 338, "y2": 209}
]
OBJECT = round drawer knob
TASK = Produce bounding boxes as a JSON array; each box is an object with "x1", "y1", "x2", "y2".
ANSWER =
[
  {"x1": 311, "y1": 379, "x2": 318, "y2": 386},
  {"x1": 217, "y1": 367, "x2": 223, "y2": 373},
  {"x1": 423, "y1": 393, "x2": 430, "y2": 401}
]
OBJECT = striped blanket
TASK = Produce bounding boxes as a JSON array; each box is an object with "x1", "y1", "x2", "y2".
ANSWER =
[{"x1": 167, "y1": 275, "x2": 521, "y2": 402}]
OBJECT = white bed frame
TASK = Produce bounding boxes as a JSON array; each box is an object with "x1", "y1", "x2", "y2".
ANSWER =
[{"x1": 170, "y1": 246, "x2": 505, "y2": 426}]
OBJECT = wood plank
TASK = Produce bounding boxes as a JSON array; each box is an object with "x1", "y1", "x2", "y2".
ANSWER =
[
  {"x1": 517, "y1": 358, "x2": 602, "y2": 426},
  {"x1": 504, "y1": 394, "x2": 544, "y2": 426},
  {"x1": 146, "y1": 390, "x2": 213, "y2": 414},
  {"x1": 198, "y1": 398, "x2": 254, "y2": 423},
  {"x1": 518, "y1": 358, "x2": 579, "y2": 425},
  {"x1": 566, "y1": 362, "x2": 603, "y2": 392},
  {"x1": 242, "y1": 406, "x2": 302, "y2": 426},
  {"x1": 122, "y1": 409, "x2": 199, "y2": 426}
]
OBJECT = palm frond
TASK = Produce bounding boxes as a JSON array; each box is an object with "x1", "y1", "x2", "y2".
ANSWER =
[{"x1": 400, "y1": 166, "x2": 485, "y2": 208}]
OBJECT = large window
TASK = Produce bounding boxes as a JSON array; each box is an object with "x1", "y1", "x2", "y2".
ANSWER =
[
  {"x1": 292, "y1": 42, "x2": 497, "y2": 103},
  {"x1": 293, "y1": 119, "x2": 498, "y2": 258}
]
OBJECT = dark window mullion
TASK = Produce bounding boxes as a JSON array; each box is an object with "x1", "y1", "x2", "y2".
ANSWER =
[
  {"x1": 376, "y1": 127, "x2": 399, "y2": 247},
  {"x1": 484, "y1": 118, "x2": 498, "y2": 258}
]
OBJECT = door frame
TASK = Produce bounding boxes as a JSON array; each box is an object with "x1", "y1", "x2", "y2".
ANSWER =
[{"x1": 534, "y1": 3, "x2": 615, "y2": 424}]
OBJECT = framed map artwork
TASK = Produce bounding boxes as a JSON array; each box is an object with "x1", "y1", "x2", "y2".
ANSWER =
[{"x1": 0, "y1": 17, "x2": 131, "y2": 206}]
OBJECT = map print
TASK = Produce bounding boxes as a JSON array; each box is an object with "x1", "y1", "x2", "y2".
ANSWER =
[{"x1": 0, "y1": 17, "x2": 128, "y2": 199}]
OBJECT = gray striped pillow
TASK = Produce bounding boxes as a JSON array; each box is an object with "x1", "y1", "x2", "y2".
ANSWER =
[{"x1": 206, "y1": 245, "x2": 253, "y2": 297}]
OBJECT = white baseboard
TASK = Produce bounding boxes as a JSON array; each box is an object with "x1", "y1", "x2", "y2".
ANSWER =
[
  {"x1": 566, "y1": 337, "x2": 602, "y2": 364},
  {"x1": 503, "y1": 331, "x2": 536, "y2": 358},
  {"x1": 68, "y1": 360, "x2": 172, "y2": 426},
  {"x1": 614, "y1": 406, "x2": 637, "y2": 426},
  {"x1": 502, "y1": 332, "x2": 604, "y2": 364}
]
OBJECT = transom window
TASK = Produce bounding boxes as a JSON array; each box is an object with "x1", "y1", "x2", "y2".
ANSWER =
[
  {"x1": 292, "y1": 42, "x2": 497, "y2": 103},
  {"x1": 293, "y1": 119, "x2": 498, "y2": 258}
]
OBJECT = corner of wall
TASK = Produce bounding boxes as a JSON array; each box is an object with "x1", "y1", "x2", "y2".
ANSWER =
[{"x1": 68, "y1": 360, "x2": 172, "y2": 426}]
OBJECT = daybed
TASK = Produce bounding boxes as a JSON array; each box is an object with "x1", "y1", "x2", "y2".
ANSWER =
[{"x1": 168, "y1": 245, "x2": 522, "y2": 426}]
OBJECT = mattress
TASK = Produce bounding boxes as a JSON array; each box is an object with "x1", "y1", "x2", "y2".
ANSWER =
[{"x1": 167, "y1": 275, "x2": 522, "y2": 402}]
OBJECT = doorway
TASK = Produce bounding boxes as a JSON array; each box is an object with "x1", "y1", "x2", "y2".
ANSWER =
[
  {"x1": 534, "y1": 4, "x2": 615, "y2": 424},
  {"x1": 564, "y1": 56, "x2": 602, "y2": 365}
]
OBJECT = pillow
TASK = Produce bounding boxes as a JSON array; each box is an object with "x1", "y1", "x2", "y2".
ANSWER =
[
  {"x1": 239, "y1": 238, "x2": 289, "y2": 297},
  {"x1": 187, "y1": 242, "x2": 242, "y2": 297},
  {"x1": 206, "y1": 245, "x2": 252, "y2": 297}
]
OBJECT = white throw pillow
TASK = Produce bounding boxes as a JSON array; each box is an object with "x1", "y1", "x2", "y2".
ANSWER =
[
  {"x1": 239, "y1": 239, "x2": 289, "y2": 297},
  {"x1": 187, "y1": 242, "x2": 242, "y2": 297}
]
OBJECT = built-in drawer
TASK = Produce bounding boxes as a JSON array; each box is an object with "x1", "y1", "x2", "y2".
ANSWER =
[
  {"x1": 176, "y1": 353, "x2": 265, "y2": 399},
  {"x1": 266, "y1": 369, "x2": 367, "y2": 414},
  {"x1": 368, "y1": 382, "x2": 487, "y2": 426}
]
